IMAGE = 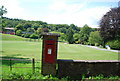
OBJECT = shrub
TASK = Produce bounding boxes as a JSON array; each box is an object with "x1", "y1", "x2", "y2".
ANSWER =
[
  {"x1": 24, "y1": 34, "x2": 31, "y2": 38},
  {"x1": 105, "y1": 39, "x2": 120, "y2": 50},
  {"x1": 16, "y1": 30, "x2": 22, "y2": 36},
  {"x1": 95, "y1": 43, "x2": 99, "y2": 46},
  {"x1": 30, "y1": 33, "x2": 38, "y2": 39},
  {"x1": 75, "y1": 41, "x2": 80, "y2": 44}
]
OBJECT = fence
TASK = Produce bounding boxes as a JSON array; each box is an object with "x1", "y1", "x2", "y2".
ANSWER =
[{"x1": 1, "y1": 58, "x2": 41, "y2": 74}]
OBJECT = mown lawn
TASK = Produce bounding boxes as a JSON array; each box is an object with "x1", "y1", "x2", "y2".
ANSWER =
[
  {"x1": 1, "y1": 34, "x2": 118, "y2": 60},
  {"x1": 1, "y1": 34, "x2": 119, "y2": 79},
  {"x1": 1, "y1": 41, "x2": 118, "y2": 60}
]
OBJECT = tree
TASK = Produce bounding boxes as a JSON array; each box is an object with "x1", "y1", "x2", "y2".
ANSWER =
[
  {"x1": 16, "y1": 30, "x2": 22, "y2": 36},
  {"x1": 0, "y1": 6, "x2": 7, "y2": 31},
  {"x1": 79, "y1": 24, "x2": 92, "y2": 44},
  {"x1": 60, "y1": 33, "x2": 66, "y2": 41},
  {"x1": 27, "y1": 28, "x2": 34, "y2": 33},
  {"x1": 32, "y1": 23, "x2": 39, "y2": 30},
  {"x1": 66, "y1": 28, "x2": 74, "y2": 44},
  {"x1": 23, "y1": 23, "x2": 32, "y2": 30},
  {"x1": 99, "y1": 7, "x2": 120, "y2": 41},
  {"x1": 88, "y1": 31, "x2": 103, "y2": 46},
  {"x1": 0, "y1": 6, "x2": 7, "y2": 17},
  {"x1": 70, "y1": 24, "x2": 80, "y2": 33},
  {"x1": 30, "y1": 33, "x2": 38, "y2": 39},
  {"x1": 73, "y1": 33, "x2": 80, "y2": 44},
  {"x1": 36, "y1": 28, "x2": 42, "y2": 39},
  {"x1": 15, "y1": 24, "x2": 24, "y2": 31},
  {"x1": 73, "y1": 33, "x2": 79, "y2": 41}
]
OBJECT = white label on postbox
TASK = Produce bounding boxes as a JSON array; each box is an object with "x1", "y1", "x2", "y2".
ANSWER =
[{"x1": 48, "y1": 48, "x2": 52, "y2": 54}]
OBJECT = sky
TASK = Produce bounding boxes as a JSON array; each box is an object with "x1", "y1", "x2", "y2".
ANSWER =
[{"x1": 1, "y1": 0, "x2": 119, "y2": 28}]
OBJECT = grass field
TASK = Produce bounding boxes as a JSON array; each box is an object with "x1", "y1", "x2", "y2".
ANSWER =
[
  {"x1": 1, "y1": 34, "x2": 119, "y2": 79},
  {"x1": 1, "y1": 34, "x2": 118, "y2": 60}
]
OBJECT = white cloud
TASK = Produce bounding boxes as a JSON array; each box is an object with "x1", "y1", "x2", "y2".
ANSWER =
[
  {"x1": 43, "y1": 1, "x2": 110, "y2": 28},
  {"x1": 0, "y1": 0, "x2": 25, "y2": 18},
  {"x1": 74, "y1": 7, "x2": 110, "y2": 27},
  {"x1": 0, "y1": 0, "x2": 40, "y2": 20},
  {"x1": 0, "y1": 0, "x2": 113, "y2": 28}
]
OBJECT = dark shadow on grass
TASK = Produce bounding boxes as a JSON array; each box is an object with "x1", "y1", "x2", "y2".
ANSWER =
[{"x1": 0, "y1": 56, "x2": 31, "y2": 66}]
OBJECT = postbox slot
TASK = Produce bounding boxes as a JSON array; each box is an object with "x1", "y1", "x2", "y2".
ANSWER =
[{"x1": 47, "y1": 44, "x2": 53, "y2": 45}]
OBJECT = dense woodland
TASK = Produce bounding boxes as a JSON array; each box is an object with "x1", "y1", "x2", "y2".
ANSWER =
[{"x1": 1, "y1": 17, "x2": 97, "y2": 43}]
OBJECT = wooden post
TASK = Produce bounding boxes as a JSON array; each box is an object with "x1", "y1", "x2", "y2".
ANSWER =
[
  {"x1": 32, "y1": 58, "x2": 35, "y2": 74},
  {"x1": 10, "y1": 59, "x2": 12, "y2": 71}
]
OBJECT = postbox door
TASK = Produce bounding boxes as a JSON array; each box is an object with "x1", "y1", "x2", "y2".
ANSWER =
[{"x1": 44, "y1": 40, "x2": 56, "y2": 63}]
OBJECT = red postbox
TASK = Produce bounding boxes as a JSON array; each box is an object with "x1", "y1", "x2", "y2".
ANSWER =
[
  {"x1": 44, "y1": 40, "x2": 55, "y2": 63},
  {"x1": 41, "y1": 33, "x2": 60, "y2": 75}
]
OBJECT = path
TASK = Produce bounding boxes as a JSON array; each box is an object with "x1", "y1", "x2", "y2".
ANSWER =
[{"x1": 85, "y1": 45, "x2": 119, "y2": 53}]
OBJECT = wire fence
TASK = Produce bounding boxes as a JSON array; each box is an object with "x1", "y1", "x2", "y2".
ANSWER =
[{"x1": 1, "y1": 58, "x2": 41, "y2": 74}]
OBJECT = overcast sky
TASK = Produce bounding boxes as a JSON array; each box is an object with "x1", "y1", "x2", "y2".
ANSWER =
[{"x1": 1, "y1": 0, "x2": 119, "y2": 28}]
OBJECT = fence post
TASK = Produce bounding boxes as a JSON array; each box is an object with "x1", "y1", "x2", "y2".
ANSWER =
[
  {"x1": 32, "y1": 58, "x2": 35, "y2": 74},
  {"x1": 10, "y1": 59, "x2": 12, "y2": 71}
]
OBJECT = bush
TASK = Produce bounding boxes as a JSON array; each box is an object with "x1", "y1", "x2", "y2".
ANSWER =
[
  {"x1": 105, "y1": 39, "x2": 120, "y2": 50},
  {"x1": 30, "y1": 33, "x2": 38, "y2": 39},
  {"x1": 75, "y1": 41, "x2": 80, "y2": 44},
  {"x1": 24, "y1": 34, "x2": 31, "y2": 38},
  {"x1": 95, "y1": 43, "x2": 99, "y2": 46},
  {"x1": 16, "y1": 30, "x2": 22, "y2": 36}
]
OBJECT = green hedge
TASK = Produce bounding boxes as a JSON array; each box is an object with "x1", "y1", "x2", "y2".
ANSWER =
[{"x1": 106, "y1": 39, "x2": 120, "y2": 50}]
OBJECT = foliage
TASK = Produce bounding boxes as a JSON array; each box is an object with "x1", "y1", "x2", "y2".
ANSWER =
[
  {"x1": 36, "y1": 28, "x2": 42, "y2": 38},
  {"x1": 88, "y1": 31, "x2": 103, "y2": 46},
  {"x1": 30, "y1": 33, "x2": 38, "y2": 39},
  {"x1": 0, "y1": 6, "x2": 7, "y2": 16},
  {"x1": 26, "y1": 28, "x2": 35, "y2": 33},
  {"x1": 50, "y1": 31, "x2": 66, "y2": 41},
  {"x1": 79, "y1": 24, "x2": 92, "y2": 44},
  {"x1": 105, "y1": 39, "x2": 120, "y2": 50},
  {"x1": 2, "y1": 17, "x2": 80, "y2": 36},
  {"x1": 66, "y1": 28, "x2": 74, "y2": 44},
  {"x1": 23, "y1": 33, "x2": 31, "y2": 38},
  {"x1": 15, "y1": 24, "x2": 24, "y2": 32},
  {"x1": 2, "y1": 72, "x2": 60, "y2": 80},
  {"x1": 2, "y1": 71, "x2": 120, "y2": 80},
  {"x1": 0, "y1": 6, "x2": 7, "y2": 31},
  {"x1": 88, "y1": 75, "x2": 120, "y2": 80},
  {"x1": 16, "y1": 30, "x2": 22, "y2": 36},
  {"x1": 23, "y1": 22, "x2": 32, "y2": 29},
  {"x1": 73, "y1": 33, "x2": 79, "y2": 41},
  {"x1": 73, "y1": 33, "x2": 80, "y2": 44},
  {"x1": 99, "y1": 7, "x2": 120, "y2": 41},
  {"x1": 70, "y1": 24, "x2": 80, "y2": 33}
]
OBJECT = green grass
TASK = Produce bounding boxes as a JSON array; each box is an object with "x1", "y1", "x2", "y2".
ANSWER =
[
  {"x1": 58, "y1": 43, "x2": 118, "y2": 60},
  {"x1": 1, "y1": 39, "x2": 118, "y2": 60},
  {"x1": 1, "y1": 34, "x2": 118, "y2": 60},
  {"x1": 1, "y1": 34, "x2": 27, "y2": 41},
  {"x1": 1, "y1": 34, "x2": 119, "y2": 79}
]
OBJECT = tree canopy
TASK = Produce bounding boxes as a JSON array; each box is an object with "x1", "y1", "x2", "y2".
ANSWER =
[
  {"x1": 99, "y1": 7, "x2": 120, "y2": 41},
  {"x1": 88, "y1": 31, "x2": 103, "y2": 46},
  {"x1": 0, "y1": 6, "x2": 7, "y2": 17},
  {"x1": 79, "y1": 24, "x2": 92, "y2": 44}
]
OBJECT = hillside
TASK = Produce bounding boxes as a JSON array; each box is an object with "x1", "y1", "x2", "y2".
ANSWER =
[{"x1": 2, "y1": 34, "x2": 26, "y2": 41}]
